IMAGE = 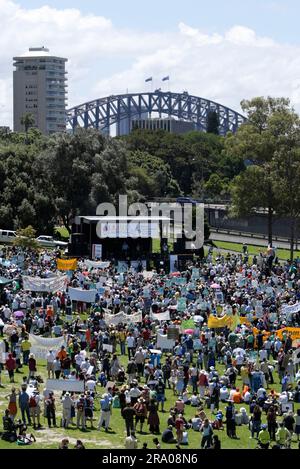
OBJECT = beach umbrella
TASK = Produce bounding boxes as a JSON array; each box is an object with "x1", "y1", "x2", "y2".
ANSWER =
[{"x1": 14, "y1": 310, "x2": 24, "y2": 318}]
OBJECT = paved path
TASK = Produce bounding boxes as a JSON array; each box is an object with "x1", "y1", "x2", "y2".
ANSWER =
[{"x1": 210, "y1": 231, "x2": 293, "y2": 250}]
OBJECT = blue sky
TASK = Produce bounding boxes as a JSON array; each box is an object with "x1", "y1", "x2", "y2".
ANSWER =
[
  {"x1": 16, "y1": 0, "x2": 300, "y2": 43},
  {"x1": 2, "y1": 0, "x2": 300, "y2": 126}
]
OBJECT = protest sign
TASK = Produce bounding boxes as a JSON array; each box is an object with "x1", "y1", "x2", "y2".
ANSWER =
[
  {"x1": 156, "y1": 333, "x2": 175, "y2": 350},
  {"x1": 103, "y1": 344, "x2": 113, "y2": 353},
  {"x1": 281, "y1": 302, "x2": 300, "y2": 316},
  {"x1": 46, "y1": 379, "x2": 85, "y2": 393},
  {"x1": 192, "y1": 268, "x2": 200, "y2": 279},
  {"x1": 85, "y1": 260, "x2": 110, "y2": 270},
  {"x1": 22, "y1": 275, "x2": 67, "y2": 293},
  {"x1": 167, "y1": 326, "x2": 180, "y2": 340},
  {"x1": 181, "y1": 319, "x2": 195, "y2": 331},
  {"x1": 57, "y1": 259, "x2": 78, "y2": 271},
  {"x1": 177, "y1": 297, "x2": 186, "y2": 312},
  {"x1": 293, "y1": 347, "x2": 300, "y2": 364},
  {"x1": 68, "y1": 287, "x2": 97, "y2": 303},
  {"x1": 29, "y1": 334, "x2": 66, "y2": 360},
  {"x1": 208, "y1": 315, "x2": 232, "y2": 329},
  {"x1": 276, "y1": 327, "x2": 300, "y2": 341},
  {"x1": 150, "y1": 310, "x2": 170, "y2": 322}
]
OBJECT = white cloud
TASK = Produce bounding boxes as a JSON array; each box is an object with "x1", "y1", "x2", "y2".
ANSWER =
[{"x1": 1, "y1": 0, "x2": 300, "y2": 127}]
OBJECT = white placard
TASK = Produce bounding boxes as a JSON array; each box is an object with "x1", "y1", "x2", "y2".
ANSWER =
[
  {"x1": 103, "y1": 344, "x2": 113, "y2": 353},
  {"x1": 46, "y1": 379, "x2": 85, "y2": 393}
]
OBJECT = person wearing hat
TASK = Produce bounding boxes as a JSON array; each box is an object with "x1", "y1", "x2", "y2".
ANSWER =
[
  {"x1": 98, "y1": 393, "x2": 112, "y2": 432},
  {"x1": 28, "y1": 353, "x2": 37, "y2": 380},
  {"x1": 258, "y1": 424, "x2": 271, "y2": 449},
  {"x1": 76, "y1": 395, "x2": 86, "y2": 430},
  {"x1": 45, "y1": 391, "x2": 56, "y2": 428},
  {"x1": 62, "y1": 392, "x2": 73, "y2": 429},
  {"x1": 133, "y1": 398, "x2": 147, "y2": 433},
  {"x1": 29, "y1": 389, "x2": 41, "y2": 430}
]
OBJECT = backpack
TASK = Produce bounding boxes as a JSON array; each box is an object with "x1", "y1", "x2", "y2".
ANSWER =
[{"x1": 29, "y1": 396, "x2": 37, "y2": 408}]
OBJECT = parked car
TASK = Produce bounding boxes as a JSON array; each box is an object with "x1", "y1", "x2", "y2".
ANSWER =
[
  {"x1": 35, "y1": 235, "x2": 68, "y2": 248},
  {"x1": 0, "y1": 229, "x2": 18, "y2": 244}
]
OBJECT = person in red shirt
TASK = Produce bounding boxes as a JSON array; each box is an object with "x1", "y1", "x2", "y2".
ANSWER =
[
  {"x1": 5, "y1": 354, "x2": 16, "y2": 383},
  {"x1": 175, "y1": 414, "x2": 185, "y2": 444},
  {"x1": 142, "y1": 328, "x2": 151, "y2": 346}
]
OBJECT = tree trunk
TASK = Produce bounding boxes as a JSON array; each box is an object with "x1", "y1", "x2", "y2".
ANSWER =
[
  {"x1": 268, "y1": 206, "x2": 273, "y2": 246},
  {"x1": 290, "y1": 218, "x2": 295, "y2": 261}
]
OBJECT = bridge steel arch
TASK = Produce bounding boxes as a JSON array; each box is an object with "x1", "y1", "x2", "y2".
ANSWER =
[{"x1": 66, "y1": 91, "x2": 246, "y2": 135}]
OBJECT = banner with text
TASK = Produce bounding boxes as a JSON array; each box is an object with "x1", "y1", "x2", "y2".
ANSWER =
[{"x1": 23, "y1": 275, "x2": 68, "y2": 293}]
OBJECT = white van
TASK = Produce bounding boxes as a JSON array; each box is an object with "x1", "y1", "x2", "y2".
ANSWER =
[{"x1": 0, "y1": 230, "x2": 17, "y2": 244}]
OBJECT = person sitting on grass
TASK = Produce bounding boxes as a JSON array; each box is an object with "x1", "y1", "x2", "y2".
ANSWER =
[
  {"x1": 162, "y1": 425, "x2": 177, "y2": 444},
  {"x1": 59, "y1": 438, "x2": 69, "y2": 449},
  {"x1": 74, "y1": 440, "x2": 86, "y2": 449},
  {"x1": 16, "y1": 428, "x2": 36, "y2": 446}
]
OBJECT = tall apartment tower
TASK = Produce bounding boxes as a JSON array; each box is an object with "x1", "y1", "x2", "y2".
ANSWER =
[{"x1": 13, "y1": 47, "x2": 67, "y2": 135}]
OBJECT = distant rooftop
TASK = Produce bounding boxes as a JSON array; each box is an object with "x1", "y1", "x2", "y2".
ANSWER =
[{"x1": 13, "y1": 46, "x2": 67, "y2": 60}]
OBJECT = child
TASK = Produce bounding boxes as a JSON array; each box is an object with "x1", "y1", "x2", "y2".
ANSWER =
[
  {"x1": 212, "y1": 410, "x2": 224, "y2": 430},
  {"x1": 153, "y1": 437, "x2": 161, "y2": 449}
]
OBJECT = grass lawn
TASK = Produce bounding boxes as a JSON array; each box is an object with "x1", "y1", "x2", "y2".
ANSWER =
[
  {"x1": 55, "y1": 226, "x2": 70, "y2": 240},
  {"x1": 0, "y1": 336, "x2": 299, "y2": 450},
  {"x1": 213, "y1": 241, "x2": 300, "y2": 261}
]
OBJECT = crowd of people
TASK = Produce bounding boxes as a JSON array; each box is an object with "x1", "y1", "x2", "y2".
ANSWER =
[{"x1": 0, "y1": 244, "x2": 300, "y2": 449}]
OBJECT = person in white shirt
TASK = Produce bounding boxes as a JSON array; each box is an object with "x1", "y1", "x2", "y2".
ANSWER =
[
  {"x1": 190, "y1": 393, "x2": 200, "y2": 407},
  {"x1": 37, "y1": 317, "x2": 45, "y2": 335},
  {"x1": 257, "y1": 386, "x2": 267, "y2": 399},
  {"x1": 220, "y1": 386, "x2": 229, "y2": 402},
  {"x1": 61, "y1": 392, "x2": 73, "y2": 429},
  {"x1": 259, "y1": 349, "x2": 268, "y2": 361},
  {"x1": 243, "y1": 390, "x2": 251, "y2": 403},
  {"x1": 86, "y1": 377, "x2": 97, "y2": 396},
  {"x1": 3, "y1": 305, "x2": 11, "y2": 320},
  {"x1": 46, "y1": 350, "x2": 55, "y2": 379},
  {"x1": 126, "y1": 334, "x2": 136, "y2": 360},
  {"x1": 129, "y1": 384, "x2": 141, "y2": 404}
]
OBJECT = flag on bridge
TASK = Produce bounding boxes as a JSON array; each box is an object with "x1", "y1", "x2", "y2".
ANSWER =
[
  {"x1": 145, "y1": 77, "x2": 153, "y2": 82},
  {"x1": 162, "y1": 76, "x2": 170, "y2": 81}
]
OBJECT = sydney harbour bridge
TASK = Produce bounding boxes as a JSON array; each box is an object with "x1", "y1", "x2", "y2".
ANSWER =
[{"x1": 66, "y1": 90, "x2": 246, "y2": 136}]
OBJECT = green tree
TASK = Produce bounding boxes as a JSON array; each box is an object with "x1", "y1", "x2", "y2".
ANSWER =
[
  {"x1": 13, "y1": 225, "x2": 39, "y2": 251},
  {"x1": 227, "y1": 96, "x2": 294, "y2": 245},
  {"x1": 20, "y1": 113, "x2": 35, "y2": 144}
]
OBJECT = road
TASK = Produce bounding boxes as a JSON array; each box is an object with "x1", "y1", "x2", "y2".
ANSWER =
[{"x1": 210, "y1": 231, "x2": 293, "y2": 250}]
